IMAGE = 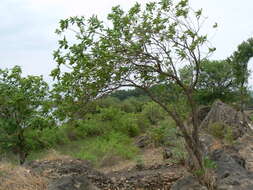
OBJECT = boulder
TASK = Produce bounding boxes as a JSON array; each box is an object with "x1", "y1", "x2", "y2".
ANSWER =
[
  {"x1": 171, "y1": 174, "x2": 207, "y2": 190},
  {"x1": 210, "y1": 148, "x2": 253, "y2": 190},
  {"x1": 172, "y1": 147, "x2": 253, "y2": 190},
  {"x1": 197, "y1": 106, "x2": 211, "y2": 124},
  {"x1": 237, "y1": 134, "x2": 253, "y2": 172},
  {"x1": 200, "y1": 100, "x2": 252, "y2": 139}
]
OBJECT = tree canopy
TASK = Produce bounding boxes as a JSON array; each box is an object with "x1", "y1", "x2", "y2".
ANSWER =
[
  {"x1": 52, "y1": 0, "x2": 217, "y2": 184},
  {"x1": 180, "y1": 59, "x2": 236, "y2": 104},
  {"x1": 0, "y1": 66, "x2": 52, "y2": 164},
  {"x1": 228, "y1": 38, "x2": 253, "y2": 112}
]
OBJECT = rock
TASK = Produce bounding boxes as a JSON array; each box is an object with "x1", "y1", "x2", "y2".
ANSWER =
[
  {"x1": 163, "y1": 148, "x2": 173, "y2": 159},
  {"x1": 28, "y1": 159, "x2": 110, "y2": 189},
  {"x1": 48, "y1": 175, "x2": 99, "y2": 190},
  {"x1": 171, "y1": 174, "x2": 207, "y2": 190},
  {"x1": 237, "y1": 134, "x2": 253, "y2": 171},
  {"x1": 200, "y1": 134, "x2": 217, "y2": 154},
  {"x1": 210, "y1": 148, "x2": 253, "y2": 190},
  {"x1": 197, "y1": 106, "x2": 211, "y2": 124},
  {"x1": 172, "y1": 147, "x2": 253, "y2": 190},
  {"x1": 200, "y1": 100, "x2": 252, "y2": 139}
]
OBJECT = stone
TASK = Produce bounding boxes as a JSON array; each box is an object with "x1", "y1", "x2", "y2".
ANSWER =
[
  {"x1": 163, "y1": 148, "x2": 173, "y2": 159},
  {"x1": 200, "y1": 100, "x2": 252, "y2": 139},
  {"x1": 171, "y1": 174, "x2": 207, "y2": 190},
  {"x1": 48, "y1": 175, "x2": 99, "y2": 190},
  {"x1": 135, "y1": 135, "x2": 151, "y2": 148},
  {"x1": 172, "y1": 147, "x2": 253, "y2": 190}
]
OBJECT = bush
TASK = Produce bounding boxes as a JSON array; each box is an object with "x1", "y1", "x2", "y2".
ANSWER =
[
  {"x1": 74, "y1": 119, "x2": 106, "y2": 137},
  {"x1": 24, "y1": 126, "x2": 70, "y2": 151},
  {"x1": 171, "y1": 139, "x2": 187, "y2": 165},
  {"x1": 224, "y1": 127, "x2": 234, "y2": 144},
  {"x1": 208, "y1": 122, "x2": 235, "y2": 143},
  {"x1": 70, "y1": 132, "x2": 139, "y2": 166},
  {"x1": 39, "y1": 127, "x2": 70, "y2": 148},
  {"x1": 209, "y1": 122, "x2": 225, "y2": 139},
  {"x1": 142, "y1": 102, "x2": 166, "y2": 125},
  {"x1": 149, "y1": 118, "x2": 177, "y2": 146},
  {"x1": 117, "y1": 113, "x2": 140, "y2": 137},
  {"x1": 135, "y1": 113, "x2": 150, "y2": 132}
]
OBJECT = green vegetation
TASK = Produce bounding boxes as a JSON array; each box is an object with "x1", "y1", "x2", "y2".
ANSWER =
[
  {"x1": 0, "y1": 66, "x2": 53, "y2": 164},
  {"x1": 208, "y1": 122, "x2": 234, "y2": 144}
]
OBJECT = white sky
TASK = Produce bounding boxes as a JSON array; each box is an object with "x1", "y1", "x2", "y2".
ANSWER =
[{"x1": 1, "y1": 0, "x2": 253, "y2": 84}]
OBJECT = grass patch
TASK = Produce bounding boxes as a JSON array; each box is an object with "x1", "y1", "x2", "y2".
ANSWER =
[
  {"x1": 208, "y1": 122, "x2": 235, "y2": 144},
  {"x1": 47, "y1": 131, "x2": 139, "y2": 167}
]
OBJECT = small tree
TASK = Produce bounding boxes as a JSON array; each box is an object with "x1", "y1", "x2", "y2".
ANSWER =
[
  {"x1": 0, "y1": 66, "x2": 52, "y2": 164},
  {"x1": 180, "y1": 59, "x2": 237, "y2": 105},
  {"x1": 228, "y1": 38, "x2": 253, "y2": 113},
  {"x1": 52, "y1": 0, "x2": 216, "y2": 186}
]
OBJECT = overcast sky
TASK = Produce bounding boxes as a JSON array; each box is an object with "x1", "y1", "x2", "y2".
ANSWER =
[{"x1": 1, "y1": 0, "x2": 253, "y2": 83}]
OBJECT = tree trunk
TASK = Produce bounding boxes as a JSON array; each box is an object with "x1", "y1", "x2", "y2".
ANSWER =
[
  {"x1": 185, "y1": 90, "x2": 217, "y2": 189},
  {"x1": 17, "y1": 129, "x2": 28, "y2": 165}
]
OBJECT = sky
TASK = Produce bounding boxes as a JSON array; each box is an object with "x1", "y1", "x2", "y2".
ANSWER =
[{"x1": 1, "y1": 0, "x2": 253, "y2": 83}]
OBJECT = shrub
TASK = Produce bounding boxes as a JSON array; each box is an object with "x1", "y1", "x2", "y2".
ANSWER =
[
  {"x1": 71, "y1": 132, "x2": 139, "y2": 166},
  {"x1": 135, "y1": 113, "x2": 150, "y2": 132},
  {"x1": 142, "y1": 102, "x2": 166, "y2": 125},
  {"x1": 170, "y1": 139, "x2": 187, "y2": 165},
  {"x1": 24, "y1": 126, "x2": 70, "y2": 152},
  {"x1": 39, "y1": 127, "x2": 70, "y2": 148},
  {"x1": 117, "y1": 113, "x2": 140, "y2": 137},
  {"x1": 209, "y1": 122, "x2": 225, "y2": 139},
  {"x1": 149, "y1": 118, "x2": 177, "y2": 146},
  {"x1": 75, "y1": 119, "x2": 105, "y2": 137},
  {"x1": 224, "y1": 127, "x2": 234, "y2": 144},
  {"x1": 209, "y1": 122, "x2": 234, "y2": 143}
]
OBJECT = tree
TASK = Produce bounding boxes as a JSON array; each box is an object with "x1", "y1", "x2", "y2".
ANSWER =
[
  {"x1": 180, "y1": 59, "x2": 236, "y2": 105},
  {"x1": 228, "y1": 38, "x2": 253, "y2": 113},
  {"x1": 52, "y1": 0, "x2": 216, "y2": 186},
  {"x1": 0, "y1": 66, "x2": 52, "y2": 164}
]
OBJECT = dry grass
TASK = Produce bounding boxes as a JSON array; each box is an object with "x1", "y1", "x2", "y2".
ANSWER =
[
  {"x1": 0, "y1": 162, "x2": 47, "y2": 190},
  {"x1": 36, "y1": 149, "x2": 72, "y2": 161},
  {"x1": 99, "y1": 147, "x2": 164, "y2": 173}
]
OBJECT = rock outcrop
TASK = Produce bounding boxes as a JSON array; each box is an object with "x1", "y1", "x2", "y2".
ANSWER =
[
  {"x1": 28, "y1": 159, "x2": 109, "y2": 190},
  {"x1": 28, "y1": 158, "x2": 183, "y2": 190},
  {"x1": 172, "y1": 146, "x2": 253, "y2": 190},
  {"x1": 173, "y1": 101, "x2": 253, "y2": 190},
  {"x1": 200, "y1": 100, "x2": 252, "y2": 139}
]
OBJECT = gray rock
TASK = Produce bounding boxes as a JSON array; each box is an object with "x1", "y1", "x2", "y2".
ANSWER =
[
  {"x1": 48, "y1": 175, "x2": 99, "y2": 190},
  {"x1": 171, "y1": 175, "x2": 207, "y2": 190},
  {"x1": 200, "y1": 100, "x2": 252, "y2": 139},
  {"x1": 172, "y1": 148, "x2": 253, "y2": 190},
  {"x1": 210, "y1": 149, "x2": 253, "y2": 190},
  {"x1": 163, "y1": 148, "x2": 173, "y2": 159}
]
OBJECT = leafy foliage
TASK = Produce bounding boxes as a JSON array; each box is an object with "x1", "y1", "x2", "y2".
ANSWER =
[
  {"x1": 0, "y1": 66, "x2": 53, "y2": 164},
  {"x1": 181, "y1": 59, "x2": 237, "y2": 104},
  {"x1": 228, "y1": 38, "x2": 253, "y2": 112},
  {"x1": 52, "y1": 0, "x2": 217, "y2": 178}
]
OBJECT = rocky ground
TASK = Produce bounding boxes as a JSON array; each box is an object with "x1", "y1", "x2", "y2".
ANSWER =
[{"x1": 25, "y1": 146, "x2": 184, "y2": 190}]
